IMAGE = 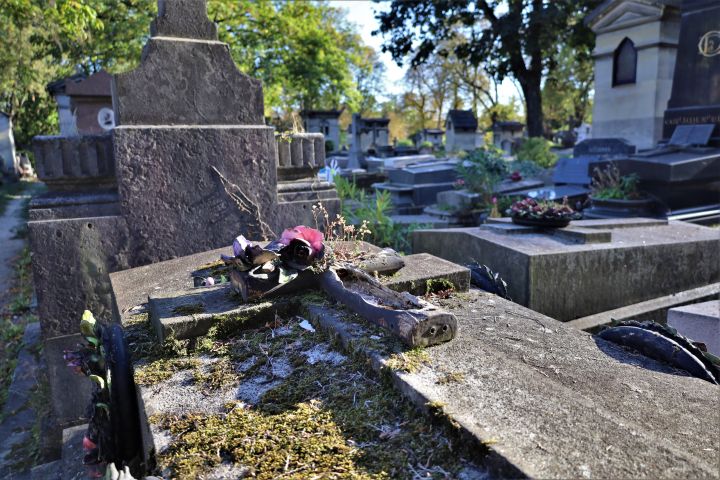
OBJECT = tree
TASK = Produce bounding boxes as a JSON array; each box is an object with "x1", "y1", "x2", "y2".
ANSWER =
[
  {"x1": 375, "y1": 0, "x2": 602, "y2": 137},
  {"x1": 210, "y1": 1, "x2": 375, "y2": 115},
  {"x1": 1, "y1": 0, "x2": 380, "y2": 148},
  {"x1": 542, "y1": 43, "x2": 594, "y2": 134}
]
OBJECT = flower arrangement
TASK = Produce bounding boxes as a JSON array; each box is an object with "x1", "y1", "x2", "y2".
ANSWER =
[{"x1": 507, "y1": 196, "x2": 581, "y2": 226}]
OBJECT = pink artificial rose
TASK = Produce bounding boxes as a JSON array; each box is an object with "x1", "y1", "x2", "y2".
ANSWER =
[
  {"x1": 279, "y1": 226, "x2": 324, "y2": 255},
  {"x1": 83, "y1": 435, "x2": 97, "y2": 451}
]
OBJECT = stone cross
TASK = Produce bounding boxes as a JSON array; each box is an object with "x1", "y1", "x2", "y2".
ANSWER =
[{"x1": 150, "y1": 0, "x2": 217, "y2": 40}]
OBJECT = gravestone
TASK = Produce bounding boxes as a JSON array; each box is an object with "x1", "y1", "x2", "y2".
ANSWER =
[
  {"x1": 662, "y1": 0, "x2": 720, "y2": 140},
  {"x1": 29, "y1": 0, "x2": 338, "y2": 339},
  {"x1": 590, "y1": 0, "x2": 720, "y2": 220},
  {"x1": 573, "y1": 138, "x2": 636, "y2": 157}
]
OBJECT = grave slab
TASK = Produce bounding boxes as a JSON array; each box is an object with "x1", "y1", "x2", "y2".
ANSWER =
[
  {"x1": 304, "y1": 289, "x2": 719, "y2": 479},
  {"x1": 111, "y1": 242, "x2": 720, "y2": 478},
  {"x1": 668, "y1": 300, "x2": 720, "y2": 355},
  {"x1": 412, "y1": 219, "x2": 720, "y2": 321}
]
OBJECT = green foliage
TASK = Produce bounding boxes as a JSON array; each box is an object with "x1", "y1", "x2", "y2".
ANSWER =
[
  {"x1": 376, "y1": 0, "x2": 603, "y2": 137},
  {"x1": 590, "y1": 164, "x2": 644, "y2": 200},
  {"x1": 456, "y1": 147, "x2": 508, "y2": 202},
  {"x1": 324, "y1": 140, "x2": 334, "y2": 153},
  {"x1": 420, "y1": 140, "x2": 434, "y2": 149},
  {"x1": 542, "y1": 43, "x2": 594, "y2": 133},
  {"x1": 515, "y1": 138, "x2": 558, "y2": 168},
  {"x1": 1, "y1": 0, "x2": 380, "y2": 147},
  {"x1": 396, "y1": 139, "x2": 413, "y2": 147},
  {"x1": 334, "y1": 176, "x2": 425, "y2": 253}
]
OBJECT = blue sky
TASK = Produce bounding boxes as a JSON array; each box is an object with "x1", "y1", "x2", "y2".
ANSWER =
[{"x1": 328, "y1": 0, "x2": 518, "y2": 104}]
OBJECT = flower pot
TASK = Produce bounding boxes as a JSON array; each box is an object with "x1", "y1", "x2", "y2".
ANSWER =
[{"x1": 587, "y1": 196, "x2": 656, "y2": 218}]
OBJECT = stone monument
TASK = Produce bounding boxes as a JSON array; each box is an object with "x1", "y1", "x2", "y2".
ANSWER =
[
  {"x1": 28, "y1": 0, "x2": 338, "y2": 426},
  {"x1": 586, "y1": 0, "x2": 720, "y2": 221}
]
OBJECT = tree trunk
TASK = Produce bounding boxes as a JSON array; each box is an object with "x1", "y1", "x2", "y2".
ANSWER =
[{"x1": 520, "y1": 77, "x2": 544, "y2": 137}]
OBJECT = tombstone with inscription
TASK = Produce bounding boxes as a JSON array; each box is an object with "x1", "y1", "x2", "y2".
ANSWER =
[
  {"x1": 587, "y1": 0, "x2": 720, "y2": 222},
  {"x1": 28, "y1": 0, "x2": 337, "y2": 426}
]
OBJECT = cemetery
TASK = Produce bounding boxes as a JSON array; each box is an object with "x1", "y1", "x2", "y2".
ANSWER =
[{"x1": 0, "y1": 0, "x2": 718, "y2": 479}]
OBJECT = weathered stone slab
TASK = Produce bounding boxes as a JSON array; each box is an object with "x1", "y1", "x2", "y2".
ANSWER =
[
  {"x1": 150, "y1": 0, "x2": 217, "y2": 40},
  {"x1": 304, "y1": 289, "x2": 720, "y2": 479},
  {"x1": 148, "y1": 284, "x2": 299, "y2": 341},
  {"x1": 568, "y1": 283, "x2": 720, "y2": 331},
  {"x1": 412, "y1": 220, "x2": 720, "y2": 321},
  {"x1": 380, "y1": 253, "x2": 470, "y2": 295},
  {"x1": 483, "y1": 218, "x2": 612, "y2": 244},
  {"x1": 29, "y1": 215, "x2": 131, "y2": 338},
  {"x1": 113, "y1": 33, "x2": 263, "y2": 126},
  {"x1": 44, "y1": 334, "x2": 93, "y2": 427},
  {"x1": 668, "y1": 300, "x2": 720, "y2": 355},
  {"x1": 387, "y1": 161, "x2": 457, "y2": 184}
]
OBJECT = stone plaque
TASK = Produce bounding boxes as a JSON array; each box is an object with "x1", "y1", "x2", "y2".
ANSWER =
[
  {"x1": 573, "y1": 138, "x2": 635, "y2": 157},
  {"x1": 668, "y1": 124, "x2": 715, "y2": 146},
  {"x1": 552, "y1": 156, "x2": 592, "y2": 185}
]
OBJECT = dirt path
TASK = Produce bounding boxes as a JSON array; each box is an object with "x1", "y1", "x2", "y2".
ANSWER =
[{"x1": 0, "y1": 184, "x2": 35, "y2": 307}]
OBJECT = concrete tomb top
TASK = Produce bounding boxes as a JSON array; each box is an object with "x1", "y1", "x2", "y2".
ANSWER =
[{"x1": 112, "y1": 0, "x2": 264, "y2": 126}]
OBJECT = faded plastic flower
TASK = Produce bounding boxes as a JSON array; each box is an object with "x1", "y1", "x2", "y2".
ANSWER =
[{"x1": 278, "y1": 226, "x2": 325, "y2": 269}]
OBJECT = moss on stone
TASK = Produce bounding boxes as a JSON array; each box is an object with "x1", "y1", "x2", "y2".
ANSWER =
[
  {"x1": 171, "y1": 303, "x2": 206, "y2": 315},
  {"x1": 134, "y1": 357, "x2": 200, "y2": 386},
  {"x1": 425, "y1": 278, "x2": 456, "y2": 295},
  {"x1": 385, "y1": 347, "x2": 431, "y2": 373},
  {"x1": 147, "y1": 317, "x2": 477, "y2": 479},
  {"x1": 436, "y1": 371, "x2": 465, "y2": 385}
]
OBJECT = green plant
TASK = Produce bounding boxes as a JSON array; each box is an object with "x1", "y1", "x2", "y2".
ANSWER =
[
  {"x1": 333, "y1": 177, "x2": 426, "y2": 253},
  {"x1": 396, "y1": 139, "x2": 413, "y2": 147},
  {"x1": 420, "y1": 140, "x2": 433, "y2": 149},
  {"x1": 507, "y1": 197, "x2": 580, "y2": 220},
  {"x1": 456, "y1": 147, "x2": 508, "y2": 204},
  {"x1": 590, "y1": 164, "x2": 644, "y2": 200},
  {"x1": 324, "y1": 139, "x2": 334, "y2": 153},
  {"x1": 516, "y1": 137, "x2": 558, "y2": 168}
]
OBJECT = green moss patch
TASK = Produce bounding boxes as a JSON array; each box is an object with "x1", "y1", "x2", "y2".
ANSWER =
[
  {"x1": 147, "y1": 317, "x2": 477, "y2": 479},
  {"x1": 385, "y1": 347, "x2": 431, "y2": 373}
]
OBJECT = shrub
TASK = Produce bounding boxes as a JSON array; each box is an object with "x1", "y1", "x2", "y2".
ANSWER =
[
  {"x1": 396, "y1": 139, "x2": 413, "y2": 147},
  {"x1": 516, "y1": 137, "x2": 558, "y2": 168},
  {"x1": 456, "y1": 147, "x2": 508, "y2": 204},
  {"x1": 590, "y1": 163, "x2": 644, "y2": 200},
  {"x1": 420, "y1": 141, "x2": 433, "y2": 149},
  {"x1": 324, "y1": 140, "x2": 334, "y2": 153}
]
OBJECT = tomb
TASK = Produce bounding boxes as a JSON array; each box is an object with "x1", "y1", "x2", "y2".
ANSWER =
[
  {"x1": 411, "y1": 128, "x2": 445, "y2": 150},
  {"x1": 47, "y1": 70, "x2": 114, "y2": 136},
  {"x1": 668, "y1": 300, "x2": 720, "y2": 356},
  {"x1": 28, "y1": 0, "x2": 338, "y2": 428},
  {"x1": 586, "y1": 0, "x2": 681, "y2": 150},
  {"x1": 445, "y1": 110, "x2": 479, "y2": 152},
  {"x1": 585, "y1": 0, "x2": 720, "y2": 222},
  {"x1": 0, "y1": 111, "x2": 17, "y2": 179},
  {"x1": 491, "y1": 120, "x2": 524, "y2": 155},
  {"x1": 301, "y1": 109, "x2": 342, "y2": 152},
  {"x1": 412, "y1": 218, "x2": 719, "y2": 322},
  {"x1": 105, "y1": 233, "x2": 719, "y2": 479}
]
